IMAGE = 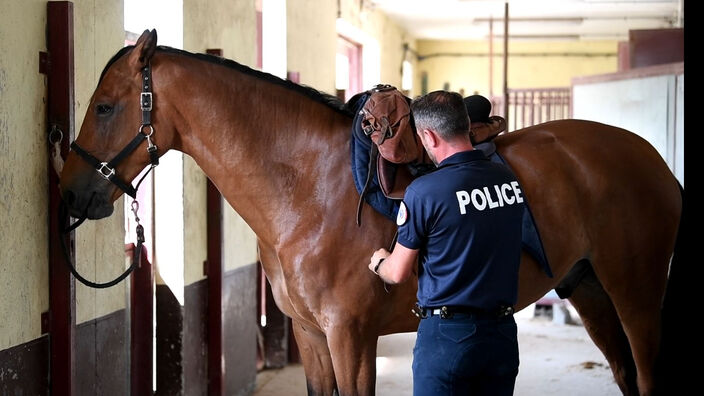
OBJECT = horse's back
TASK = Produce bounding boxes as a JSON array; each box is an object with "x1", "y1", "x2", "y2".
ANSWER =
[
  {"x1": 495, "y1": 119, "x2": 681, "y2": 279},
  {"x1": 497, "y1": 118, "x2": 680, "y2": 214},
  {"x1": 498, "y1": 119, "x2": 673, "y2": 178}
]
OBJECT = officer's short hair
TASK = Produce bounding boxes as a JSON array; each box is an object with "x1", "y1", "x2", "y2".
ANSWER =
[{"x1": 411, "y1": 91, "x2": 470, "y2": 142}]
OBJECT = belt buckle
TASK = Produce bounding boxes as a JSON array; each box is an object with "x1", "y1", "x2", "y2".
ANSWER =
[
  {"x1": 439, "y1": 306, "x2": 453, "y2": 319},
  {"x1": 411, "y1": 303, "x2": 428, "y2": 319},
  {"x1": 498, "y1": 306, "x2": 514, "y2": 317}
]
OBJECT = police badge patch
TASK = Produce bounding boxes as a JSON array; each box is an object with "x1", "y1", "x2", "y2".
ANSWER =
[{"x1": 396, "y1": 201, "x2": 408, "y2": 226}]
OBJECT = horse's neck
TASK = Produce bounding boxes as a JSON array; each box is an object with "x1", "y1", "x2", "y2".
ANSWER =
[{"x1": 167, "y1": 56, "x2": 352, "y2": 246}]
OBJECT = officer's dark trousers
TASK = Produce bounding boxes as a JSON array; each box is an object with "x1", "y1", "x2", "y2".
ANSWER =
[{"x1": 412, "y1": 313, "x2": 519, "y2": 395}]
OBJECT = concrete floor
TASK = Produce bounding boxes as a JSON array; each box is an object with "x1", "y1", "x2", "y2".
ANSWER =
[{"x1": 254, "y1": 306, "x2": 620, "y2": 395}]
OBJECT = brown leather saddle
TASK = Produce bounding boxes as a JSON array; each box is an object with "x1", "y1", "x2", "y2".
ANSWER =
[{"x1": 359, "y1": 85, "x2": 506, "y2": 201}]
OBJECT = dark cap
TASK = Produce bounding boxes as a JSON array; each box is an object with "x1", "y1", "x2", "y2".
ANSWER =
[{"x1": 463, "y1": 95, "x2": 492, "y2": 123}]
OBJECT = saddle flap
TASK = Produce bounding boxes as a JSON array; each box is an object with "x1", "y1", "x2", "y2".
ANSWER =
[{"x1": 377, "y1": 155, "x2": 415, "y2": 200}]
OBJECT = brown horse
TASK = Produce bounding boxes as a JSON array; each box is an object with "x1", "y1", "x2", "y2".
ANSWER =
[{"x1": 60, "y1": 30, "x2": 682, "y2": 395}]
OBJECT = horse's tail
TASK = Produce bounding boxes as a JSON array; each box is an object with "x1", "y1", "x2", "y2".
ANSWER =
[{"x1": 655, "y1": 181, "x2": 688, "y2": 392}]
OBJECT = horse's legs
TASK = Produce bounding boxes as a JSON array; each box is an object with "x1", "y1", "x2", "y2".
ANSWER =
[
  {"x1": 292, "y1": 320, "x2": 338, "y2": 396},
  {"x1": 326, "y1": 324, "x2": 378, "y2": 396},
  {"x1": 594, "y1": 255, "x2": 669, "y2": 396},
  {"x1": 567, "y1": 263, "x2": 639, "y2": 395}
]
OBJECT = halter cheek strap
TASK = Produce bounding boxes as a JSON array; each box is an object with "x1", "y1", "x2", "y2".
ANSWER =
[{"x1": 70, "y1": 64, "x2": 159, "y2": 199}]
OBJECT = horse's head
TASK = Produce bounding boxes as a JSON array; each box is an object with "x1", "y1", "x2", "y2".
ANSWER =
[{"x1": 60, "y1": 29, "x2": 172, "y2": 219}]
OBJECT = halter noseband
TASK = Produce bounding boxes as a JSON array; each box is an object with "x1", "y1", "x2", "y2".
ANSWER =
[{"x1": 70, "y1": 64, "x2": 159, "y2": 198}]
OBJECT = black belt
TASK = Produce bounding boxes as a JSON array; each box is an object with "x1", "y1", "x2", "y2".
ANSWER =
[{"x1": 412, "y1": 304, "x2": 514, "y2": 319}]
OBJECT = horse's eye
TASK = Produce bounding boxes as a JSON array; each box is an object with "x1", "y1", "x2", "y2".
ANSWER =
[{"x1": 96, "y1": 104, "x2": 113, "y2": 115}]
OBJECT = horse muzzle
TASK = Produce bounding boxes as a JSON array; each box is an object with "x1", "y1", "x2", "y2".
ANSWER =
[{"x1": 61, "y1": 187, "x2": 115, "y2": 219}]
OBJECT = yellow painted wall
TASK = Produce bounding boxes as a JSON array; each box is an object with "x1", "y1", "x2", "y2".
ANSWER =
[
  {"x1": 73, "y1": 0, "x2": 127, "y2": 325},
  {"x1": 0, "y1": 0, "x2": 126, "y2": 348},
  {"x1": 182, "y1": 155, "x2": 208, "y2": 284},
  {"x1": 223, "y1": 209, "x2": 259, "y2": 270},
  {"x1": 183, "y1": 0, "x2": 258, "y2": 276},
  {"x1": 183, "y1": 0, "x2": 257, "y2": 67},
  {"x1": 0, "y1": 0, "x2": 50, "y2": 350},
  {"x1": 287, "y1": 0, "x2": 337, "y2": 93},
  {"x1": 360, "y1": 8, "x2": 416, "y2": 93},
  {"x1": 416, "y1": 39, "x2": 618, "y2": 97},
  {"x1": 376, "y1": 15, "x2": 415, "y2": 93},
  {"x1": 338, "y1": 0, "x2": 417, "y2": 95},
  {"x1": 285, "y1": 0, "x2": 418, "y2": 97}
]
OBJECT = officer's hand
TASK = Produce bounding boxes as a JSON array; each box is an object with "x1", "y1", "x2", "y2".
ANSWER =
[{"x1": 368, "y1": 248, "x2": 390, "y2": 273}]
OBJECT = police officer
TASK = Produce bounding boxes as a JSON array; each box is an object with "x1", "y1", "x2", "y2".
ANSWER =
[{"x1": 368, "y1": 90, "x2": 525, "y2": 395}]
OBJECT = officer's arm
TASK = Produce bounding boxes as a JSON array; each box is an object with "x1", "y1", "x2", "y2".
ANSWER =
[{"x1": 368, "y1": 243, "x2": 418, "y2": 284}]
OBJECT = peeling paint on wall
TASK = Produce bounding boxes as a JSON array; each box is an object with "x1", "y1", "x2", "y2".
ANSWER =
[
  {"x1": 0, "y1": 68, "x2": 8, "y2": 155},
  {"x1": 0, "y1": 0, "x2": 51, "y2": 350},
  {"x1": 0, "y1": 0, "x2": 50, "y2": 350}
]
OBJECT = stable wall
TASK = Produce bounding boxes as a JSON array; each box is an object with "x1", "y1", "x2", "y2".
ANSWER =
[
  {"x1": 374, "y1": 12, "x2": 416, "y2": 93},
  {"x1": 416, "y1": 39, "x2": 618, "y2": 96},
  {"x1": 1, "y1": 1, "x2": 127, "y2": 394},
  {"x1": 0, "y1": 0, "x2": 126, "y2": 350},
  {"x1": 339, "y1": 0, "x2": 418, "y2": 95},
  {"x1": 353, "y1": 4, "x2": 416, "y2": 93},
  {"x1": 572, "y1": 63, "x2": 684, "y2": 186},
  {"x1": 73, "y1": 3, "x2": 129, "y2": 394},
  {"x1": 285, "y1": 0, "x2": 417, "y2": 97},
  {"x1": 287, "y1": 0, "x2": 338, "y2": 93},
  {"x1": 0, "y1": 0, "x2": 51, "y2": 352},
  {"x1": 73, "y1": 0, "x2": 127, "y2": 327}
]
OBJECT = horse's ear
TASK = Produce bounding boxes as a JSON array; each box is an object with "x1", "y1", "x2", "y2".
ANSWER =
[{"x1": 129, "y1": 29, "x2": 158, "y2": 70}]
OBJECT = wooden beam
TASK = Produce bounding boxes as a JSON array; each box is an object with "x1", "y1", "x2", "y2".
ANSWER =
[
  {"x1": 503, "y1": 2, "x2": 509, "y2": 124},
  {"x1": 130, "y1": 243, "x2": 153, "y2": 396},
  {"x1": 206, "y1": 175, "x2": 223, "y2": 396},
  {"x1": 489, "y1": 17, "x2": 493, "y2": 98},
  {"x1": 46, "y1": 2, "x2": 75, "y2": 395}
]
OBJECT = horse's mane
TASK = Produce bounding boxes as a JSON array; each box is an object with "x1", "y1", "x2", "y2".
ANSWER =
[
  {"x1": 99, "y1": 45, "x2": 354, "y2": 118},
  {"x1": 99, "y1": 45, "x2": 135, "y2": 83}
]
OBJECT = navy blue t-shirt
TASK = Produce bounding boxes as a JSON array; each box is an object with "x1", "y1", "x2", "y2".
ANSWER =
[{"x1": 396, "y1": 150, "x2": 525, "y2": 310}]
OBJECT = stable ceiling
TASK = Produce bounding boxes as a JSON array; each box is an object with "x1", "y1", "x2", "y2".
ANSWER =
[{"x1": 369, "y1": 0, "x2": 683, "y2": 41}]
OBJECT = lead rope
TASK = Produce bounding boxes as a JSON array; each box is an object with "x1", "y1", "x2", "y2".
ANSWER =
[{"x1": 59, "y1": 196, "x2": 144, "y2": 289}]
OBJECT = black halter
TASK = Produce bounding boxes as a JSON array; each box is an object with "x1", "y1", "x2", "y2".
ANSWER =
[
  {"x1": 70, "y1": 64, "x2": 159, "y2": 198},
  {"x1": 61, "y1": 64, "x2": 159, "y2": 289}
]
